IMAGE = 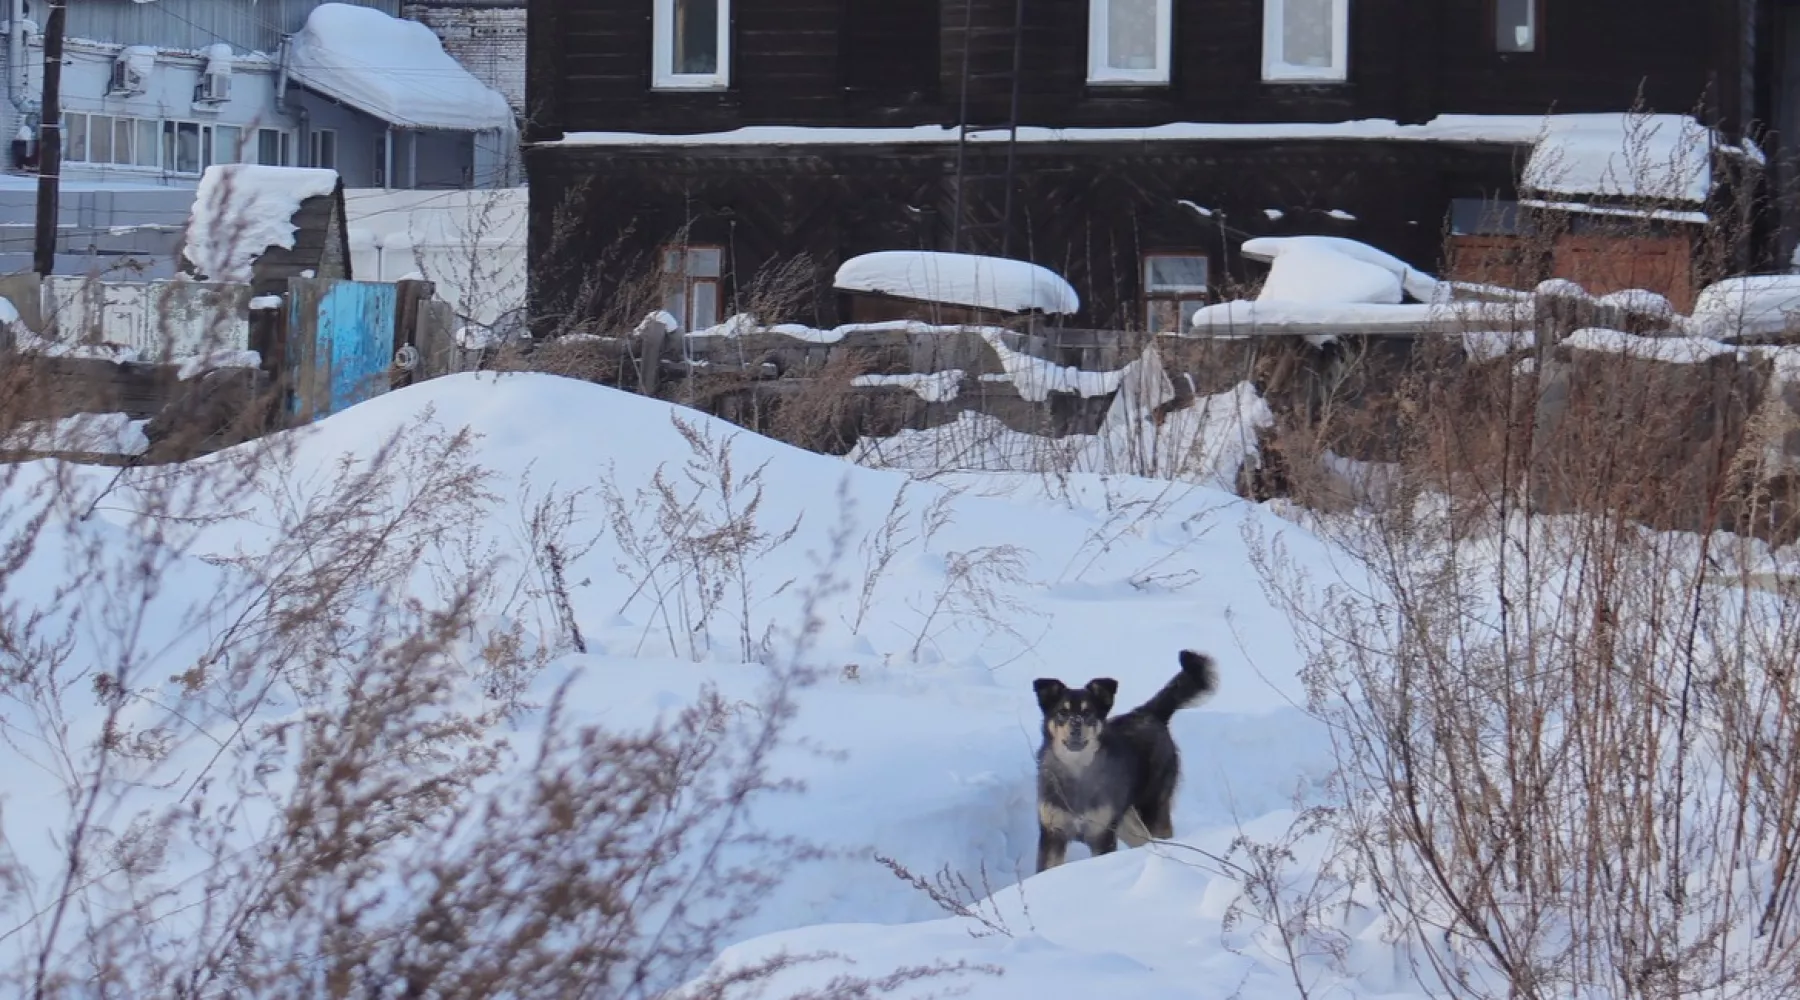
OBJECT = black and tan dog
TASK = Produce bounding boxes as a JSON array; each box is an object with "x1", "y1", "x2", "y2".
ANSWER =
[{"x1": 1032, "y1": 650, "x2": 1218, "y2": 872}]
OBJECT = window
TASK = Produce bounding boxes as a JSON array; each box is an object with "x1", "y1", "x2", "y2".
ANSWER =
[
  {"x1": 64, "y1": 112, "x2": 88, "y2": 162},
  {"x1": 662, "y1": 246, "x2": 724, "y2": 332},
  {"x1": 1262, "y1": 0, "x2": 1348, "y2": 82},
  {"x1": 310, "y1": 128, "x2": 337, "y2": 171},
  {"x1": 213, "y1": 125, "x2": 242, "y2": 165},
  {"x1": 1450, "y1": 197, "x2": 1521, "y2": 236},
  {"x1": 257, "y1": 128, "x2": 293, "y2": 167},
  {"x1": 111, "y1": 117, "x2": 134, "y2": 166},
  {"x1": 163, "y1": 121, "x2": 203, "y2": 174},
  {"x1": 1088, "y1": 0, "x2": 1171, "y2": 85},
  {"x1": 1495, "y1": 0, "x2": 1537, "y2": 53},
  {"x1": 653, "y1": 0, "x2": 730, "y2": 90},
  {"x1": 1142, "y1": 253, "x2": 1209, "y2": 333},
  {"x1": 135, "y1": 119, "x2": 159, "y2": 168},
  {"x1": 88, "y1": 114, "x2": 114, "y2": 164}
]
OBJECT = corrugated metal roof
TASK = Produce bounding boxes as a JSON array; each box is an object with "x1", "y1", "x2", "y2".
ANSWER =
[{"x1": 66, "y1": 0, "x2": 402, "y2": 55}]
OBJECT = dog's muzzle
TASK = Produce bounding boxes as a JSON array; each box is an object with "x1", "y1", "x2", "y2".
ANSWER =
[{"x1": 1063, "y1": 724, "x2": 1089, "y2": 752}]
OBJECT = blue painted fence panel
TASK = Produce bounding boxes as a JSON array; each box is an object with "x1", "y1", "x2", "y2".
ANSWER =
[{"x1": 288, "y1": 280, "x2": 398, "y2": 420}]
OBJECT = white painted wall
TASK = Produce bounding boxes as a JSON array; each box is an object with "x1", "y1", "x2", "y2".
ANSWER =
[{"x1": 26, "y1": 39, "x2": 300, "y2": 188}]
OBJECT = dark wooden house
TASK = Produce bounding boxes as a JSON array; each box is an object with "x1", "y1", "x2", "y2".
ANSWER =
[{"x1": 525, "y1": 0, "x2": 1776, "y2": 333}]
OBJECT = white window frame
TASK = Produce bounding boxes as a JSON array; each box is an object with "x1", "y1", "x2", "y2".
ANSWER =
[
  {"x1": 1087, "y1": 0, "x2": 1172, "y2": 86},
  {"x1": 1142, "y1": 252, "x2": 1210, "y2": 333},
  {"x1": 662, "y1": 244, "x2": 725, "y2": 331},
  {"x1": 652, "y1": 0, "x2": 731, "y2": 91},
  {"x1": 1494, "y1": 0, "x2": 1539, "y2": 53},
  {"x1": 1262, "y1": 0, "x2": 1349, "y2": 82}
]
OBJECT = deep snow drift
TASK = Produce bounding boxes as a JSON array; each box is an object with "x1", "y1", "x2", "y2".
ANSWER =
[
  {"x1": 0, "y1": 373, "x2": 1362, "y2": 996},
  {"x1": 17, "y1": 372, "x2": 1787, "y2": 998}
]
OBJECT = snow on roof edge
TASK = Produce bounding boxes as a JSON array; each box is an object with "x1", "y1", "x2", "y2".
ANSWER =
[{"x1": 547, "y1": 112, "x2": 1745, "y2": 203}]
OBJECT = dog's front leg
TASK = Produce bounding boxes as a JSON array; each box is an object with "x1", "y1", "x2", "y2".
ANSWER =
[
  {"x1": 1090, "y1": 828, "x2": 1119, "y2": 856},
  {"x1": 1036, "y1": 825, "x2": 1069, "y2": 872}
]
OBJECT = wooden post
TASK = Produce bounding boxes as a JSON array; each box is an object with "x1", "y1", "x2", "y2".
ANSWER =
[{"x1": 33, "y1": 0, "x2": 67, "y2": 277}]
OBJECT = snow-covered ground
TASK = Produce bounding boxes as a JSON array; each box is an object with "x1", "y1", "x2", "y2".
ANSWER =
[
  {"x1": 4, "y1": 370, "x2": 1793, "y2": 997},
  {"x1": 0, "y1": 372, "x2": 1357, "y2": 996}
]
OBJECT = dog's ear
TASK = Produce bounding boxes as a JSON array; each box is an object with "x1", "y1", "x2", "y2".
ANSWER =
[
  {"x1": 1033, "y1": 678, "x2": 1066, "y2": 713},
  {"x1": 1085, "y1": 678, "x2": 1119, "y2": 714}
]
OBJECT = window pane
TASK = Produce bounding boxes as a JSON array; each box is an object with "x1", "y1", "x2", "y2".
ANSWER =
[
  {"x1": 1496, "y1": 0, "x2": 1535, "y2": 52},
  {"x1": 687, "y1": 247, "x2": 722, "y2": 277},
  {"x1": 1145, "y1": 255, "x2": 1208, "y2": 292},
  {"x1": 1449, "y1": 198, "x2": 1521, "y2": 236},
  {"x1": 663, "y1": 287, "x2": 687, "y2": 327},
  {"x1": 176, "y1": 122, "x2": 201, "y2": 173},
  {"x1": 113, "y1": 118, "x2": 133, "y2": 165},
  {"x1": 1146, "y1": 300, "x2": 1180, "y2": 333},
  {"x1": 137, "y1": 119, "x2": 159, "y2": 167},
  {"x1": 88, "y1": 115, "x2": 112, "y2": 163},
  {"x1": 320, "y1": 131, "x2": 336, "y2": 169},
  {"x1": 214, "y1": 125, "x2": 241, "y2": 164},
  {"x1": 257, "y1": 128, "x2": 280, "y2": 165},
  {"x1": 1281, "y1": 0, "x2": 1334, "y2": 68},
  {"x1": 690, "y1": 281, "x2": 719, "y2": 329},
  {"x1": 66, "y1": 113, "x2": 87, "y2": 162},
  {"x1": 673, "y1": 0, "x2": 719, "y2": 75},
  {"x1": 1107, "y1": 0, "x2": 1158, "y2": 70}
]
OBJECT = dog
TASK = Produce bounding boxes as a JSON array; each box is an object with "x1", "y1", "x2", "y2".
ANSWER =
[{"x1": 1032, "y1": 650, "x2": 1218, "y2": 872}]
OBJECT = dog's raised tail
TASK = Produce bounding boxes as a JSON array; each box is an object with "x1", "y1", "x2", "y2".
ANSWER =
[{"x1": 1139, "y1": 650, "x2": 1219, "y2": 723}]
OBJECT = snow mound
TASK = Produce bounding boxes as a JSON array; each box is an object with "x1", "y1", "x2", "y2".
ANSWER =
[
  {"x1": 835, "y1": 252, "x2": 1080, "y2": 315},
  {"x1": 1255, "y1": 242, "x2": 1403, "y2": 306},
  {"x1": 1241, "y1": 236, "x2": 1440, "y2": 303},
  {"x1": 1690, "y1": 275, "x2": 1800, "y2": 340},
  {"x1": 286, "y1": 3, "x2": 515, "y2": 132},
  {"x1": 182, "y1": 164, "x2": 340, "y2": 283}
]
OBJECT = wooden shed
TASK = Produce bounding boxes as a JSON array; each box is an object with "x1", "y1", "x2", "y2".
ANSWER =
[{"x1": 177, "y1": 164, "x2": 353, "y2": 299}]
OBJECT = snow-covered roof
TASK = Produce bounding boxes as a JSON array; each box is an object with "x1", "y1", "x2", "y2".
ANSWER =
[
  {"x1": 1519, "y1": 114, "x2": 1714, "y2": 204},
  {"x1": 551, "y1": 113, "x2": 1740, "y2": 203},
  {"x1": 286, "y1": 3, "x2": 514, "y2": 132},
  {"x1": 182, "y1": 165, "x2": 341, "y2": 284},
  {"x1": 834, "y1": 252, "x2": 1080, "y2": 315}
]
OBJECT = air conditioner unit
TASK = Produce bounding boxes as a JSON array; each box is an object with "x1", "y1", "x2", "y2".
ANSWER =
[
  {"x1": 196, "y1": 71, "x2": 230, "y2": 103},
  {"x1": 109, "y1": 49, "x2": 152, "y2": 95}
]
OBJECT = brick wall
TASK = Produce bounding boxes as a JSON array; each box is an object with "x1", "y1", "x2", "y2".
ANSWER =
[{"x1": 402, "y1": 3, "x2": 527, "y2": 116}]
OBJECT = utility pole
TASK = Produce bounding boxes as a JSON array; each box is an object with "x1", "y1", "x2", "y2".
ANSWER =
[{"x1": 33, "y1": 0, "x2": 67, "y2": 277}]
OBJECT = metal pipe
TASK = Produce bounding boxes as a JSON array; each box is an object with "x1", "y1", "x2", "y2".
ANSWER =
[{"x1": 7, "y1": 0, "x2": 25, "y2": 109}]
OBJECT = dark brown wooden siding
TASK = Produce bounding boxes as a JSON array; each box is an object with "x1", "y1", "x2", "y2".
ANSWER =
[
  {"x1": 531, "y1": 0, "x2": 1751, "y2": 138},
  {"x1": 525, "y1": 138, "x2": 1521, "y2": 333}
]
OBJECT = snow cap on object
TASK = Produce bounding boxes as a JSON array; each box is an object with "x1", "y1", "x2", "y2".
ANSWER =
[
  {"x1": 203, "y1": 43, "x2": 234, "y2": 74},
  {"x1": 1690, "y1": 275, "x2": 1800, "y2": 340},
  {"x1": 182, "y1": 164, "x2": 340, "y2": 283},
  {"x1": 1241, "y1": 236, "x2": 1441, "y2": 303},
  {"x1": 1255, "y1": 243, "x2": 1403, "y2": 306},
  {"x1": 286, "y1": 3, "x2": 514, "y2": 132},
  {"x1": 834, "y1": 251, "x2": 1080, "y2": 315}
]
